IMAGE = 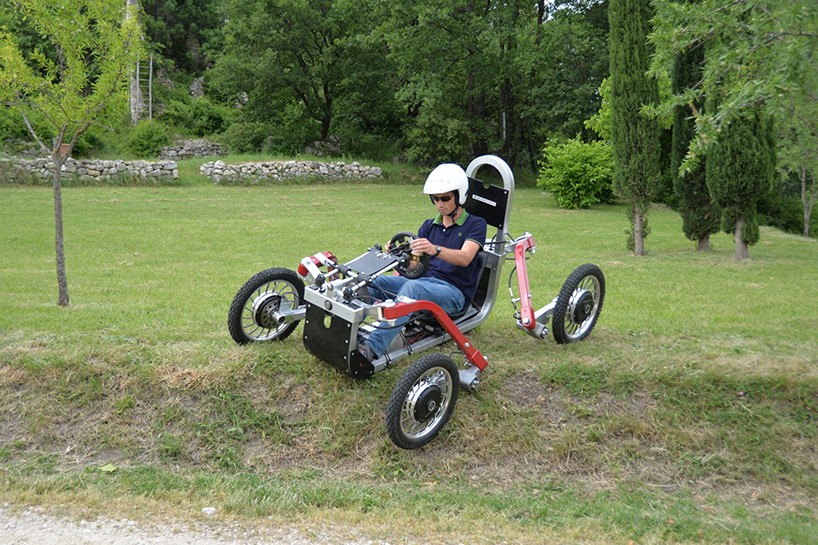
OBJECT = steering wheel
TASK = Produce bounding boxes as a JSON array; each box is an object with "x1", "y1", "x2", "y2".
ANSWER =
[{"x1": 388, "y1": 231, "x2": 429, "y2": 279}]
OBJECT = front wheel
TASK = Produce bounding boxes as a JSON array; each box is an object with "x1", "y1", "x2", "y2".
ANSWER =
[
  {"x1": 228, "y1": 267, "x2": 305, "y2": 345},
  {"x1": 552, "y1": 264, "x2": 605, "y2": 344},
  {"x1": 386, "y1": 354, "x2": 459, "y2": 450}
]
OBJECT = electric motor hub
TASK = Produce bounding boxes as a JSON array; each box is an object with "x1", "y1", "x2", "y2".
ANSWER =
[
  {"x1": 253, "y1": 293, "x2": 283, "y2": 329},
  {"x1": 570, "y1": 289, "x2": 595, "y2": 324},
  {"x1": 413, "y1": 385, "x2": 443, "y2": 422}
]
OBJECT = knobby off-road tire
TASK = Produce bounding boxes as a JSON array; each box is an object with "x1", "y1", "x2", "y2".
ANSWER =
[
  {"x1": 386, "y1": 353, "x2": 459, "y2": 450},
  {"x1": 552, "y1": 264, "x2": 605, "y2": 344},
  {"x1": 228, "y1": 267, "x2": 305, "y2": 345}
]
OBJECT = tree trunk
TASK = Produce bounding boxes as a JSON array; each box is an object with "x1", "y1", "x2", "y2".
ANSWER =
[
  {"x1": 127, "y1": 0, "x2": 140, "y2": 124},
  {"x1": 320, "y1": 86, "x2": 332, "y2": 141},
  {"x1": 734, "y1": 217, "x2": 749, "y2": 260},
  {"x1": 52, "y1": 152, "x2": 70, "y2": 306},
  {"x1": 802, "y1": 163, "x2": 814, "y2": 238},
  {"x1": 634, "y1": 210, "x2": 645, "y2": 256},
  {"x1": 696, "y1": 235, "x2": 711, "y2": 251}
]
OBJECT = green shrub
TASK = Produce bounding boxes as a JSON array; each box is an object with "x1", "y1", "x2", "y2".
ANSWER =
[
  {"x1": 126, "y1": 120, "x2": 171, "y2": 158},
  {"x1": 161, "y1": 98, "x2": 231, "y2": 136},
  {"x1": 537, "y1": 137, "x2": 614, "y2": 209},
  {"x1": 220, "y1": 122, "x2": 273, "y2": 154}
]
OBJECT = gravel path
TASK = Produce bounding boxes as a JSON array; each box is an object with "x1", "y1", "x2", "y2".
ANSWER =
[{"x1": 0, "y1": 505, "x2": 387, "y2": 545}]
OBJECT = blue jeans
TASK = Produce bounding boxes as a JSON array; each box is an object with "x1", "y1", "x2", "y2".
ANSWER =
[{"x1": 365, "y1": 275, "x2": 465, "y2": 357}]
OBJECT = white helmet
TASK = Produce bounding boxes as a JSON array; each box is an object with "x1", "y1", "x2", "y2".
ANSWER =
[{"x1": 423, "y1": 163, "x2": 469, "y2": 205}]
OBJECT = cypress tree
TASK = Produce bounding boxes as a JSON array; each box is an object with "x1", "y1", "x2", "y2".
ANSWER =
[
  {"x1": 609, "y1": 0, "x2": 661, "y2": 255},
  {"x1": 705, "y1": 112, "x2": 776, "y2": 260},
  {"x1": 671, "y1": 40, "x2": 720, "y2": 251}
]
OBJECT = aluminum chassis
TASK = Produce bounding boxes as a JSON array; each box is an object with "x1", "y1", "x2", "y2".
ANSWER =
[{"x1": 271, "y1": 155, "x2": 561, "y2": 390}]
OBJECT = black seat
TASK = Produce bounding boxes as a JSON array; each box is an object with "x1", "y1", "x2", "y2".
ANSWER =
[{"x1": 449, "y1": 250, "x2": 488, "y2": 320}]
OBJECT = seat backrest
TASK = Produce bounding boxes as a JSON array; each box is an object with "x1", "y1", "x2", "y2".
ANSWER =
[{"x1": 464, "y1": 177, "x2": 510, "y2": 232}]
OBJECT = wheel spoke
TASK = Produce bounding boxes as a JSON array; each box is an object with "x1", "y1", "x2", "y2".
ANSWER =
[
  {"x1": 399, "y1": 368, "x2": 452, "y2": 440},
  {"x1": 240, "y1": 279, "x2": 299, "y2": 341}
]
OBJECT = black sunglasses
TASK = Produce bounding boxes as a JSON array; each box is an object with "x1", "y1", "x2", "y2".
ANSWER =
[{"x1": 432, "y1": 195, "x2": 453, "y2": 203}]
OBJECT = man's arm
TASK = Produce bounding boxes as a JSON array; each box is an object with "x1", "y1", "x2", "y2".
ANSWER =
[{"x1": 411, "y1": 238, "x2": 481, "y2": 267}]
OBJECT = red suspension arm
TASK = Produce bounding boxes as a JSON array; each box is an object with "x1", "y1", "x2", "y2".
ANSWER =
[
  {"x1": 381, "y1": 301, "x2": 489, "y2": 371},
  {"x1": 514, "y1": 234, "x2": 537, "y2": 330}
]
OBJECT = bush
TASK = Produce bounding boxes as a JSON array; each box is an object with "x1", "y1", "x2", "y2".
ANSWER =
[
  {"x1": 758, "y1": 181, "x2": 816, "y2": 237},
  {"x1": 126, "y1": 120, "x2": 171, "y2": 158},
  {"x1": 537, "y1": 137, "x2": 614, "y2": 209},
  {"x1": 220, "y1": 122, "x2": 273, "y2": 154},
  {"x1": 160, "y1": 98, "x2": 231, "y2": 137}
]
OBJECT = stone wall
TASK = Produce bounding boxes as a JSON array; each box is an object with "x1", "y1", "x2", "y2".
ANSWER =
[
  {"x1": 3, "y1": 157, "x2": 179, "y2": 182},
  {"x1": 159, "y1": 139, "x2": 224, "y2": 160},
  {"x1": 200, "y1": 160, "x2": 382, "y2": 183}
]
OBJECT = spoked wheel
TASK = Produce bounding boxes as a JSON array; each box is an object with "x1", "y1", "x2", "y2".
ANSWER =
[
  {"x1": 552, "y1": 264, "x2": 605, "y2": 344},
  {"x1": 228, "y1": 267, "x2": 305, "y2": 344},
  {"x1": 386, "y1": 353, "x2": 459, "y2": 450}
]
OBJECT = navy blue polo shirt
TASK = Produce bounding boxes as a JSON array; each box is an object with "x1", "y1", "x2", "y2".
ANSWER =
[{"x1": 418, "y1": 210, "x2": 487, "y2": 301}]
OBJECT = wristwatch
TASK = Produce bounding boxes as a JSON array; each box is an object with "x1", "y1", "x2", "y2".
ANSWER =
[{"x1": 434, "y1": 245, "x2": 442, "y2": 256}]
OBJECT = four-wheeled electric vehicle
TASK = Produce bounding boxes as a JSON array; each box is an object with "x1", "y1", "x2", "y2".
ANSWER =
[{"x1": 228, "y1": 155, "x2": 605, "y2": 449}]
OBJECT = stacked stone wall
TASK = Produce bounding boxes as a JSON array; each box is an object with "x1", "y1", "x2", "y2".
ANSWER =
[
  {"x1": 159, "y1": 139, "x2": 224, "y2": 160},
  {"x1": 2, "y1": 157, "x2": 179, "y2": 182},
  {"x1": 200, "y1": 160, "x2": 382, "y2": 183}
]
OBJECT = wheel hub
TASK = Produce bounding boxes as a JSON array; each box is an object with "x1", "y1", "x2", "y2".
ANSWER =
[
  {"x1": 412, "y1": 385, "x2": 443, "y2": 423},
  {"x1": 570, "y1": 289, "x2": 595, "y2": 324},
  {"x1": 253, "y1": 294, "x2": 283, "y2": 329}
]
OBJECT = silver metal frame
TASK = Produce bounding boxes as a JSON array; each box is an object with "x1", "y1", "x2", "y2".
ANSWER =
[{"x1": 300, "y1": 155, "x2": 516, "y2": 374}]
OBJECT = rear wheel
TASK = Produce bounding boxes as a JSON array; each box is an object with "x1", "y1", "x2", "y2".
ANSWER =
[
  {"x1": 386, "y1": 353, "x2": 459, "y2": 450},
  {"x1": 228, "y1": 268, "x2": 304, "y2": 344},
  {"x1": 552, "y1": 264, "x2": 605, "y2": 344}
]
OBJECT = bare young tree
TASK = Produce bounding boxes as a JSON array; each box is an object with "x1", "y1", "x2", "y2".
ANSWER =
[{"x1": 0, "y1": 0, "x2": 142, "y2": 305}]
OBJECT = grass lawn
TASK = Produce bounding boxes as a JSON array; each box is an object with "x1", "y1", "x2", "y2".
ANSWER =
[{"x1": 1, "y1": 173, "x2": 816, "y2": 544}]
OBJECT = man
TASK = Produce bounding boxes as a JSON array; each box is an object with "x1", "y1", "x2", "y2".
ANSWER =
[{"x1": 360, "y1": 163, "x2": 487, "y2": 360}]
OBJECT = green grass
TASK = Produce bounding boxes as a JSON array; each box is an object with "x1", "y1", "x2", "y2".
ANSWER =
[{"x1": 1, "y1": 173, "x2": 817, "y2": 544}]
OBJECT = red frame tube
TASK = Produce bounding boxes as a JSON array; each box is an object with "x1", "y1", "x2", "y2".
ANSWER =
[
  {"x1": 381, "y1": 301, "x2": 489, "y2": 371},
  {"x1": 514, "y1": 234, "x2": 537, "y2": 330}
]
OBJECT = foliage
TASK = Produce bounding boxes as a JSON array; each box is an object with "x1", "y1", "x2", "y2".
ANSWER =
[
  {"x1": 219, "y1": 122, "x2": 274, "y2": 154},
  {"x1": 584, "y1": 78, "x2": 611, "y2": 141},
  {"x1": 204, "y1": 0, "x2": 610, "y2": 169},
  {"x1": 670, "y1": 34, "x2": 720, "y2": 248},
  {"x1": 159, "y1": 97, "x2": 231, "y2": 137},
  {"x1": 520, "y1": 3, "x2": 610, "y2": 144},
  {"x1": 140, "y1": 0, "x2": 222, "y2": 74},
  {"x1": 126, "y1": 120, "x2": 171, "y2": 158},
  {"x1": 537, "y1": 137, "x2": 613, "y2": 209},
  {"x1": 650, "y1": 0, "x2": 818, "y2": 172},
  {"x1": 0, "y1": 1, "x2": 142, "y2": 153},
  {"x1": 705, "y1": 112, "x2": 776, "y2": 255},
  {"x1": 758, "y1": 174, "x2": 815, "y2": 237},
  {"x1": 776, "y1": 70, "x2": 818, "y2": 238},
  {"x1": 209, "y1": 0, "x2": 378, "y2": 144},
  {"x1": 609, "y1": 0, "x2": 661, "y2": 253}
]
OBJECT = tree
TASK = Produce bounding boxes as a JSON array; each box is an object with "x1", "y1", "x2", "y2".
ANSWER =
[
  {"x1": 671, "y1": 38, "x2": 720, "y2": 250},
  {"x1": 0, "y1": 0, "x2": 142, "y2": 306},
  {"x1": 140, "y1": 0, "x2": 221, "y2": 74},
  {"x1": 608, "y1": 0, "x2": 661, "y2": 255},
  {"x1": 705, "y1": 112, "x2": 776, "y2": 260},
  {"x1": 210, "y1": 0, "x2": 380, "y2": 145},
  {"x1": 375, "y1": 0, "x2": 502, "y2": 164},
  {"x1": 778, "y1": 89, "x2": 818, "y2": 238},
  {"x1": 650, "y1": 0, "x2": 818, "y2": 171}
]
